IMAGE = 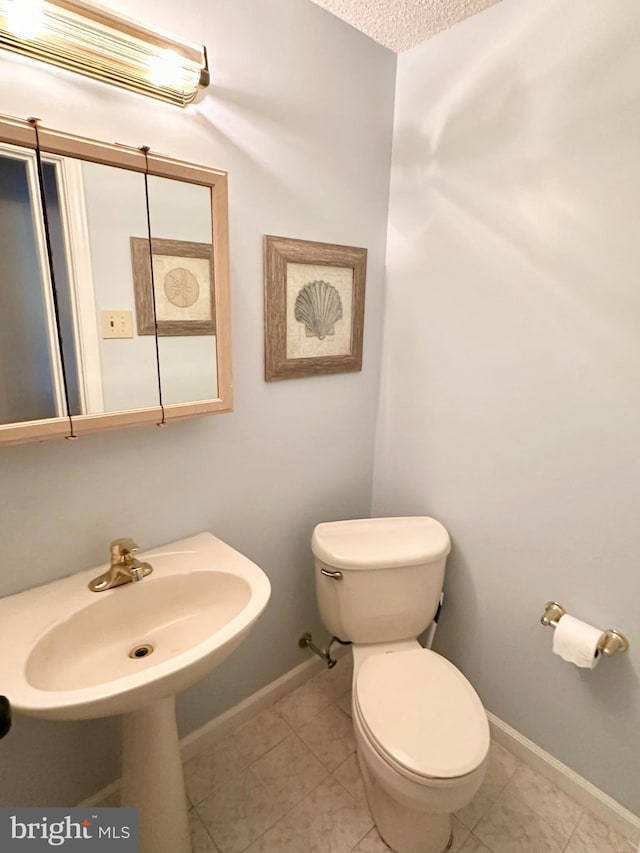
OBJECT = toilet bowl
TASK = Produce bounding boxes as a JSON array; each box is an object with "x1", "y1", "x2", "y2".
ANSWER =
[
  {"x1": 311, "y1": 517, "x2": 490, "y2": 853},
  {"x1": 352, "y1": 643, "x2": 488, "y2": 853}
]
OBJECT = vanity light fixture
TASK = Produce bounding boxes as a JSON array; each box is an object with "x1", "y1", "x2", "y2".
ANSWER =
[{"x1": 0, "y1": 0, "x2": 210, "y2": 106}]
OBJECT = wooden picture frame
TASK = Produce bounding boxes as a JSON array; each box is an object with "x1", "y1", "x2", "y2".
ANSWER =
[
  {"x1": 264, "y1": 235, "x2": 367, "y2": 381},
  {"x1": 130, "y1": 237, "x2": 215, "y2": 336}
]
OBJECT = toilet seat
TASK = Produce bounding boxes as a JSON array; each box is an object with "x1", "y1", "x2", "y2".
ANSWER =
[{"x1": 354, "y1": 648, "x2": 490, "y2": 782}]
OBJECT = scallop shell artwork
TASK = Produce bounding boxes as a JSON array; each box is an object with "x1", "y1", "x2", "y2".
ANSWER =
[{"x1": 294, "y1": 280, "x2": 343, "y2": 340}]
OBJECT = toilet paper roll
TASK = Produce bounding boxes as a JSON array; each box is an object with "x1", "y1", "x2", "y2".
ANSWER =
[{"x1": 552, "y1": 614, "x2": 603, "y2": 669}]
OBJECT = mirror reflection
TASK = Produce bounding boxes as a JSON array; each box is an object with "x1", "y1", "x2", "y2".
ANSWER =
[
  {"x1": 146, "y1": 175, "x2": 218, "y2": 405},
  {"x1": 71, "y1": 160, "x2": 161, "y2": 414},
  {"x1": 0, "y1": 138, "x2": 222, "y2": 432},
  {"x1": 0, "y1": 147, "x2": 65, "y2": 424}
]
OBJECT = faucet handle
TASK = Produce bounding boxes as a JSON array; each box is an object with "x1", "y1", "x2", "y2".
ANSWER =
[{"x1": 110, "y1": 538, "x2": 139, "y2": 560}]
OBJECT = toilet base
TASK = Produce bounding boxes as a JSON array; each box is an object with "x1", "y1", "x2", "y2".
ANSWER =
[{"x1": 357, "y1": 752, "x2": 452, "y2": 853}]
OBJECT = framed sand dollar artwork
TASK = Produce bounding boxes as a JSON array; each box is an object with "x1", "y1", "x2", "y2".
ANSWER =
[
  {"x1": 264, "y1": 235, "x2": 367, "y2": 381},
  {"x1": 130, "y1": 237, "x2": 215, "y2": 336}
]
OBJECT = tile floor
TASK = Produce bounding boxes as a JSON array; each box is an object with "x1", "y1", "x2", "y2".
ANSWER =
[{"x1": 184, "y1": 654, "x2": 638, "y2": 853}]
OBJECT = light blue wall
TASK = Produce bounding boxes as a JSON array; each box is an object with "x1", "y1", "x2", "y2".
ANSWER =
[
  {"x1": 373, "y1": 0, "x2": 640, "y2": 815},
  {"x1": 0, "y1": 0, "x2": 396, "y2": 806}
]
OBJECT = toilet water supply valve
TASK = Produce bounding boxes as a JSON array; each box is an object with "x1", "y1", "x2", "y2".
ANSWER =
[{"x1": 299, "y1": 633, "x2": 351, "y2": 668}]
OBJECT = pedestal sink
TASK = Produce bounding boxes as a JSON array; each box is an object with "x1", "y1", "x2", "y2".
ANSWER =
[{"x1": 0, "y1": 532, "x2": 271, "y2": 853}]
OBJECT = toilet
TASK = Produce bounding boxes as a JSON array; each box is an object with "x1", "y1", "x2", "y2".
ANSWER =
[{"x1": 311, "y1": 517, "x2": 490, "y2": 853}]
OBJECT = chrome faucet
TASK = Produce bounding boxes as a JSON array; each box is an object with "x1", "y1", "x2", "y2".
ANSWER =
[{"x1": 88, "y1": 538, "x2": 153, "y2": 592}]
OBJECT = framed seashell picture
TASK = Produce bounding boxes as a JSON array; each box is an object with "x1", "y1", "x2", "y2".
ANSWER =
[
  {"x1": 131, "y1": 237, "x2": 215, "y2": 336},
  {"x1": 264, "y1": 235, "x2": 367, "y2": 380}
]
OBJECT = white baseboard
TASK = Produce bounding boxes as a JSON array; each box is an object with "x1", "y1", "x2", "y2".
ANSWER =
[
  {"x1": 80, "y1": 650, "x2": 639, "y2": 848},
  {"x1": 488, "y1": 712, "x2": 640, "y2": 845}
]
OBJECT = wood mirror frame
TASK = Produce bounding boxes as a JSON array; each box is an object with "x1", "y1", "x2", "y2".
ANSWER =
[{"x1": 0, "y1": 116, "x2": 232, "y2": 446}]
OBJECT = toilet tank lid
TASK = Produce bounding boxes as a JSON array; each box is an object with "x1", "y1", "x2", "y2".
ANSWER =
[{"x1": 311, "y1": 517, "x2": 451, "y2": 570}]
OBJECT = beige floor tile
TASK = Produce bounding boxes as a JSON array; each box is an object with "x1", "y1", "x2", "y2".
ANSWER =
[
  {"x1": 626, "y1": 822, "x2": 640, "y2": 848},
  {"x1": 506, "y1": 762, "x2": 582, "y2": 837},
  {"x1": 455, "y1": 741, "x2": 521, "y2": 829},
  {"x1": 333, "y1": 754, "x2": 369, "y2": 810},
  {"x1": 196, "y1": 767, "x2": 285, "y2": 853},
  {"x1": 564, "y1": 811, "x2": 637, "y2": 853},
  {"x1": 352, "y1": 815, "x2": 469, "y2": 853},
  {"x1": 181, "y1": 669, "x2": 638, "y2": 853},
  {"x1": 312, "y1": 653, "x2": 354, "y2": 701},
  {"x1": 250, "y1": 732, "x2": 328, "y2": 811},
  {"x1": 242, "y1": 818, "x2": 310, "y2": 853},
  {"x1": 284, "y1": 776, "x2": 373, "y2": 853},
  {"x1": 190, "y1": 810, "x2": 220, "y2": 852},
  {"x1": 185, "y1": 740, "x2": 246, "y2": 806},
  {"x1": 626, "y1": 824, "x2": 640, "y2": 848},
  {"x1": 184, "y1": 709, "x2": 291, "y2": 805},
  {"x1": 298, "y1": 703, "x2": 356, "y2": 771},
  {"x1": 231, "y1": 708, "x2": 292, "y2": 766},
  {"x1": 450, "y1": 815, "x2": 471, "y2": 852},
  {"x1": 475, "y1": 790, "x2": 569, "y2": 853},
  {"x1": 274, "y1": 676, "x2": 335, "y2": 731},
  {"x1": 459, "y1": 836, "x2": 492, "y2": 853},
  {"x1": 353, "y1": 826, "x2": 392, "y2": 852},
  {"x1": 336, "y1": 688, "x2": 353, "y2": 718}
]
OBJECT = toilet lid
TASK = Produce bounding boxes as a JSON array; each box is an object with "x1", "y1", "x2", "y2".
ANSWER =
[{"x1": 355, "y1": 649, "x2": 490, "y2": 780}]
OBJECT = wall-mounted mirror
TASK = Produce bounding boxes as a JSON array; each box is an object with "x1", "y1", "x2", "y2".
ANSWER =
[{"x1": 0, "y1": 116, "x2": 231, "y2": 446}]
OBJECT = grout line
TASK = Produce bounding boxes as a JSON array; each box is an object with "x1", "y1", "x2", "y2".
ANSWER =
[
  {"x1": 246, "y1": 728, "x2": 295, "y2": 769},
  {"x1": 349, "y1": 822, "x2": 376, "y2": 852},
  {"x1": 469, "y1": 833, "x2": 487, "y2": 852},
  {"x1": 560, "y1": 809, "x2": 598, "y2": 853}
]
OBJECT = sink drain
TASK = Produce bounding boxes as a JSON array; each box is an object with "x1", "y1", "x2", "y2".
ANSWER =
[{"x1": 129, "y1": 643, "x2": 154, "y2": 659}]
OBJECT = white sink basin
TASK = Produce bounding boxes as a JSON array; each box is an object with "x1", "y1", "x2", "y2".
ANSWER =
[{"x1": 0, "y1": 532, "x2": 271, "y2": 719}]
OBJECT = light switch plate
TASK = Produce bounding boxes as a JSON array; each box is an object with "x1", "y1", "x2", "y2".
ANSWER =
[{"x1": 101, "y1": 310, "x2": 133, "y2": 339}]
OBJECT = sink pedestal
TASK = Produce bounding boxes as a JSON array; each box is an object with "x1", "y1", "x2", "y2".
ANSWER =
[{"x1": 121, "y1": 696, "x2": 191, "y2": 853}]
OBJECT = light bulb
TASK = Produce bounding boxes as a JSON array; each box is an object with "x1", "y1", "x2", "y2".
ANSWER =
[
  {"x1": 5, "y1": 0, "x2": 44, "y2": 39},
  {"x1": 147, "y1": 48, "x2": 190, "y2": 88}
]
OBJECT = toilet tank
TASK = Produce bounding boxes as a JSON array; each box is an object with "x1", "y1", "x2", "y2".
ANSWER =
[{"x1": 311, "y1": 517, "x2": 451, "y2": 644}]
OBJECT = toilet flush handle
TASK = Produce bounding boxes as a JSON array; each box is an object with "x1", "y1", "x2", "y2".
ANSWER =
[{"x1": 320, "y1": 567, "x2": 343, "y2": 580}]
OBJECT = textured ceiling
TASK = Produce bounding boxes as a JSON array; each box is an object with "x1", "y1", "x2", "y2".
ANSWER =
[{"x1": 311, "y1": 0, "x2": 502, "y2": 52}]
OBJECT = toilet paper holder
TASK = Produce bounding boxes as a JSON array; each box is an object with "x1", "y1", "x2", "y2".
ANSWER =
[{"x1": 540, "y1": 601, "x2": 630, "y2": 657}]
